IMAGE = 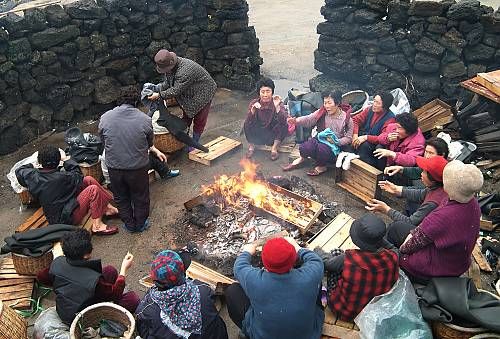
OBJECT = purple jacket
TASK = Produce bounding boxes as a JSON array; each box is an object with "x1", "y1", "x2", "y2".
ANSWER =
[
  {"x1": 378, "y1": 123, "x2": 425, "y2": 167},
  {"x1": 401, "y1": 198, "x2": 480, "y2": 279}
]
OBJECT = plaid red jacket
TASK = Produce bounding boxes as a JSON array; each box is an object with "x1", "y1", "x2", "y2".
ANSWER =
[{"x1": 328, "y1": 249, "x2": 399, "y2": 321}]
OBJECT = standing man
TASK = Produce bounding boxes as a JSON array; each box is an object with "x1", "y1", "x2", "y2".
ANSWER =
[
  {"x1": 99, "y1": 87, "x2": 162, "y2": 233},
  {"x1": 148, "y1": 49, "x2": 217, "y2": 144}
]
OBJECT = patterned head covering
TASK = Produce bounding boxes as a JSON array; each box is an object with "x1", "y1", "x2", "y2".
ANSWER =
[{"x1": 150, "y1": 250, "x2": 186, "y2": 288}]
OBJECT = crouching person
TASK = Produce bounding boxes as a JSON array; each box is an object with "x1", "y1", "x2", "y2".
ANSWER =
[
  {"x1": 225, "y1": 237, "x2": 324, "y2": 339},
  {"x1": 318, "y1": 214, "x2": 399, "y2": 321},
  {"x1": 136, "y1": 250, "x2": 228, "y2": 339},
  {"x1": 37, "y1": 229, "x2": 140, "y2": 325}
]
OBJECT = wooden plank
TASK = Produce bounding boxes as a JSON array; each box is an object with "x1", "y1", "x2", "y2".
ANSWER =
[
  {"x1": 0, "y1": 282, "x2": 33, "y2": 295},
  {"x1": 322, "y1": 323, "x2": 360, "y2": 339},
  {"x1": 337, "y1": 182, "x2": 374, "y2": 203},
  {"x1": 0, "y1": 278, "x2": 33, "y2": 287},
  {"x1": 467, "y1": 257, "x2": 482, "y2": 289},
  {"x1": 323, "y1": 219, "x2": 354, "y2": 252},
  {"x1": 335, "y1": 319, "x2": 355, "y2": 329},
  {"x1": 472, "y1": 245, "x2": 492, "y2": 272},
  {"x1": 483, "y1": 159, "x2": 500, "y2": 170},
  {"x1": 461, "y1": 78, "x2": 500, "y2": 104},
  {"x1": 340, "y1": 237, "x2": 358, "y2": 250},
  {"x1": 17, "y1": 207, "x2": 45, "y2": 232},
  {"x1": 308, "y1": 213, "x2": 352, "y2": 249},
  {"x1": 0, "y1": 288, "x2": 34, "y2": 301},
  {"x1": 254, "y1": 143, "x2": 297, "y2": 153},
  {"x1": 476, "y1": 71, "x2": 500, "y2": 97},
  {"x1": 480, "y1": 215, "x2": 496, "y2": 232},
  {"x1": 324, "y1": 308, "x2": 338, "y2": 325},
  {"x1": 189, "y1": 136, "x2": 242, "y2": 166}
]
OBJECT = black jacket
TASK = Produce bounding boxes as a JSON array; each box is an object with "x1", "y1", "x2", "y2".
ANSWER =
[
  {"x1": 136, "y1": 280, "x2": 228, "y2": 339},
  {"x1": 49, "y1": 256, "x2": 102, "y2": 324},
  {"x1": 15, "y1": 159, "x2": 83, "y2": 224}
]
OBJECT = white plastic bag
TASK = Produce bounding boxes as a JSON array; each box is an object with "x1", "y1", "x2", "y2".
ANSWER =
[
  {"x1": 389, "y1": 88, "x2": 411, "y2": 115},
  {"x1": 33, "y1": 307, "x2": 70, "y2": 339},
  {"x1": 7, "y1": 151, "x2": 39, "y2": 193},
  {"x1": 354, "y1": 270, "x2": 432, "y2": 339}
]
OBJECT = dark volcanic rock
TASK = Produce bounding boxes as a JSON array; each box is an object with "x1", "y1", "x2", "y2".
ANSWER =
[
  {"x1": 441, "y1": 61, "x2": 467, "y2": 78},
  {"x1": 30, "y1": 25, "x2": 80, "y2": 49},
  {"x1": 65, "y1": 0, "x2": 108, "y2": 19},
  {"x1": 415, "y1": 37, "x2": 445, "y2": 56},
  {"x1": 93, "y1": 76, "x2": 121, "y2": 104},
  {"x1": 414, "y1": 52, "x2": 440, "y2": 73},
  {"x1": 377, "y1": 53, "x2": 410, "y2": 72},
  {"x1": 447, "y1": 0, "x2": 481, "y2": 22},
  {"x1": 317, "y1": 22, "x2": 359, "y2": 40},
  {"x1": 44, "y1": 5, "x2": 71, "y2": 27},
  {"x1": 408, "y1": 1, "x2": 444, "y2": 16},
  {"x1": 464, "y1": 43, "x2": 495, "y2": 61},
  {"x1": 7, "y1": 38, "x2": 32, "y2": 64}
]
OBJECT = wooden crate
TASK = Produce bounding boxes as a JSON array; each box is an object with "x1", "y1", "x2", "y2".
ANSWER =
[
  {"x1": 16, "y1": 207, "x2": 93, "y2": 233},
  {"x1": 413, "y1": 98, "x2": 454, "y2": 133},
  {"x1": 0, "y1": 258, "x2": 35, "y2": 310},
  {"x1": 308, "y1": 212, "x2": 358, "y2": 251},
  {"x1": 476, "y1": 70, "x2": 500, "y2": 97},
  {"x1": 335, "y1": 159, "x2": 383, "y2": 203},
  {"x1": 461, "y1": 78, "x2": 500, "y2": 104},
  {"x1": 322, "y1": 308, "x2": 360, "y2": 339},
  {"x1": 189, "y1": 136, "x2": 242, "y2": 166}
]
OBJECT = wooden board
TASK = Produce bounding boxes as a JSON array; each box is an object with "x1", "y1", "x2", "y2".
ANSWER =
[
  {"x1": 413, "y1": 98, "x2": 454, "y2": 133},
  {"x1": 461, "y1": 78, "x2": 500, "y2": 104},
  {"x1": 476, "y1": 71, "x2": 500, "y2": 97},
  {"x1": 189, "y1": 136, "x2": 242, "y2": 166},
  {"x1": 480, "y1": 215, "x2": 498, "y2": 232},
  {"x1": 308, "y1": 213, "x2": 357, "y2": 251},
  {"x1": 16, "y1": 208, "x2": 92, "y2": 233},
  {"x1": 322, "y1": 308, "x2": 360, "y2": 339},
  {"x1": 0, "y1": 258, "x2": 34, "y2": 309},
  {"x1": 336, "y1": 159, "x2": 383, "y2": 203},
  {"x1": 254, "y1": 143, "x2": 296, "y2": 153},
  {"x1": 472, "y1": 244, "x2": 492, "y2": 272}
]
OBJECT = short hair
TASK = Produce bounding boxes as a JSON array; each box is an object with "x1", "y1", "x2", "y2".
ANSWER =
[
  {"x1": 62, "y1": 229, "x2": 93, "y2": 260},
  {"x1": 323, "y1": 90, "x2": 342, "y2": 106},
  {"x1": 38, "y1": 145, "x2": 61, "y2": 169},
  {"x1": 116, "y1": 86, "x2": 139, "y2": 106},
  {"x1": 425, "y1": 170, "x2": 443, "y2": 187},
  {"x1": 256, "y1": 77, "x2": 275, "y2": 94},
  {"x1": 395, "y1": 112, "x2": 419, "y2": 135},
  {"x1": 426, "y1": 137, "x2": 449, "y2": 159},
  {"x1": 378, "y1": 92, "x2": 394, "y2": 112}
]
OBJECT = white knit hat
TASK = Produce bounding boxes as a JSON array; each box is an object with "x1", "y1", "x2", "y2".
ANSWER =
[{"x1": 443, "y1": 160, "x2": 483, "y2": 203}]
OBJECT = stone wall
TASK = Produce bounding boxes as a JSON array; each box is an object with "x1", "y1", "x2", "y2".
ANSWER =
[
  {"x1": 311, "y1": 0, "x2": 499, "y2": 107},
  {"x1": 0, "y1": 0, "x2": 261, "y2": 154}
]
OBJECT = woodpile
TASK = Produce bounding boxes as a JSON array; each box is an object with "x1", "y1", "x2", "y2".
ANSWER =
[{"x1": 413, "y1": 99, "x2": 454, "y2": 133}]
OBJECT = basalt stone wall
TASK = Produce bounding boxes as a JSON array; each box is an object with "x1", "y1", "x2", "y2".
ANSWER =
[
  {"x1": 0, "y1": 0, "x2": 261, "y2": 154},
  {"x1": 311, "y1": 0, "x2": 500, "y2": 107}
]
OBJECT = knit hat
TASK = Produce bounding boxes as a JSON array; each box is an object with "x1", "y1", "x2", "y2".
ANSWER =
[
  {"x1": 416, "y1": 156, "x2": 448, "y2": 182},
  {"x1": 154, "y1": 49, "x2": 178, "y2": 74},
  {"x1": 350, "y1": 214, "x2": 386, "y2": 252},
  {"x1": 443, "y1": 160, "x2": 483, "y2": 203},
  {"x1": 261, "y1": 238, "x2": 297, "y2": 274},
  {"x1": 150, "y1": 250, "x2": 185, "y2": 288}
]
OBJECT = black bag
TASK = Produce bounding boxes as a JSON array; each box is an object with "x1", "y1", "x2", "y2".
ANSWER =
[
  {"x1": 64, "y1": 127, "x2": 103, "y2": 164},
  {"x1": 286, "y1": 89, "x2": 323, "y2": 143}
]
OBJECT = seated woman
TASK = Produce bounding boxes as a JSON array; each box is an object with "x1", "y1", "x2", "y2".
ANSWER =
[
  {"x1": 366, "y1": 156, "x2": 449, "y2": 229},
  {"x1": 15, "y1": 145, "x2": 118, "y2": 235},
  {"x1": 136, "y1": 250, "x2": 228, "y2": 339},
  {"x1": 244, "y1": 77, "x2": 288, "y2": 161},
  {"x1": 371, "y1": 112, "x2": 425, "y2": 170},
  {"x1": 387, "y1": 160, "x2": 483, "y2": 281},
  {"x1": 37, "y1": 229, "x2": 139, "y2": 324},
  {"x1": 384, "y1": 137, "x2": 449, "y2": 185},
  {"x1": 283, "y1": 90, "x2": 353, "y2": 176},
  {"x1": 351, "y1": 92, "x2": 395, "y2": 167},
  {"x1": 316, "y1": 214, "x2": 399, "y2": 321}
]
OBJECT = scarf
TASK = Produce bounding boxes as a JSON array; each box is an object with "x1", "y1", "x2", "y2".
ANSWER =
[{"x1": 150, "y1": 281, "x2": 202, "y2": 339}]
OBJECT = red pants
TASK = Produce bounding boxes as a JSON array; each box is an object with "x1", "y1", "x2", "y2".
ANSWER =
[
  {"x1": 182, "y1": 100, "x2": 212, "y2": 135},
  {"x1": 101, "y1": 265, "x2": 140, "y2": 313},
  {"x1": 72, "y1": 176, "x2": 113, "y2": 224}
]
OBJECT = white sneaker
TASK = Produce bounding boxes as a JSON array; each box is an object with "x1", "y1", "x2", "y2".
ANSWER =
[
  {"x1": 342, "y1": 153, "x2": 360, "y2": 170},
  {"x1": 336, "y1": 152, "x2": 348, "y2": 168}
]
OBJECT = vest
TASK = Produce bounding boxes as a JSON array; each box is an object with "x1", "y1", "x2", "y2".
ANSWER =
[
  {"x1": 423, "y1": 186, "x2": 449, "y2": 207},
  {"x1": 49, "y1": 257, "x2": 102, "y2": 324},
  {"x1": 361, "y1": 109, "x2": 395, "y2": 136}
]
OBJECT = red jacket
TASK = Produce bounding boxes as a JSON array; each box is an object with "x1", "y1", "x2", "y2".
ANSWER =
[
  {"x1": 329, "y1": 249, "x2": 399, "y2": 321},
  {"x1": 352, "y1": 106, "x2": 396, "y2": 144},
  {"x1": 378, "y1": 123, "x2": 425, "y2": 166}
]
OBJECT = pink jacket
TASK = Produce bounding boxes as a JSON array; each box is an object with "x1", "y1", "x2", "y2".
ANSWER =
[{"x1": 378, "y1": 123, "x2": 425, "y2": 166}]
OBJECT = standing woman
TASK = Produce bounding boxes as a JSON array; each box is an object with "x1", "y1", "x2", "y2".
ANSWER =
[
  {"x1": 244, "y1": 77, "x2": 288, "y2": 161},
  {"x1": 283, "y1": 91, "x2": 353, "y2": 176}
]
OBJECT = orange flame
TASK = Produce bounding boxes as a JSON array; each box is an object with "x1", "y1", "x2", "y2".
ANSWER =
[{"x1": 202, "y1": 158, "x2": 308, "y2": 223}]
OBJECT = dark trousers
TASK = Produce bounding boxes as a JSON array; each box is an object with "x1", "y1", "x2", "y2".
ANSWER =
[
  {"x1": 108, "y1": 165, "x2": 150, "y2": 230},
  {"x1": 357, "y1": 142, "x2": 386, "y2": 170},
  {"x1": 149, "y1": 152, "x2": 170, "y2": 178},
  {"x1": 224, "y1": 283, "x2": 251, "y2": 330},
  {"x1": 386, "y1": 221, "x2": 416, "y2": 248}
]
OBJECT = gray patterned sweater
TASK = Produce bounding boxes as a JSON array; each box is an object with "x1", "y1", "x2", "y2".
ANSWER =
[{"x1": 159, "y1": 57, "x2": 217, "y2": 118}]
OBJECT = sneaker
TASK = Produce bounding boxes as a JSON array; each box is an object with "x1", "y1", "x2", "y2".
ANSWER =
[
  {"x1": 161, "y1": 169, "x2": 180, "y2": 180},
  {"x1": 121, "y1": 223, "x2": 138, "y2": 233}
]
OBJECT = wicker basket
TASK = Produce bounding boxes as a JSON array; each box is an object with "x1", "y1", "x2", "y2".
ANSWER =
[
  {"x1": 154, "y1": 132, "x2": 184, "y2": 153},
  {"x1": 12, "y1": 250, "x2": 53, "y2": 276},
  {"x1": 432, "y1": 321, "x2": 487, "y2": 339},
  {"x1": 0, "y1": 300, "x2": 27, "y2": 339},
  {"x1": 17, "y1": 190, "x2": 34, "y2": 205},
  {"x1": 79, "y1": 160, "x2": 103, "y2": 183},
  {"x1": 70, "y1": 302, "x2": 135, "y2": 339}
]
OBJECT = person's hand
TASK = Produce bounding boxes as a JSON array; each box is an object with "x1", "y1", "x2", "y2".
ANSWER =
[
  {"x1": 148, "y1": 93, "x2": 160, "y2": 101},
  {"x1": 273, "y1": 95, "x2": 282, "y2": 109},
  {"x1": 352, "y1": 135, "x2": 367, "y2": 149},
  {"x1": 154, "y1": 149, "x2": 167, "y2": 162},
  {"x1": 378, "y1": 180, "x2": 402, "y2": 196},
  {"x1": 387, "y1": 132, "x2": 399, "y2": 142},
  {"x1": 284, "y1": 236, "x2": 301, "y2": 252},
  {"x1": 242, "y1": 243, "x2": 257, "y2": 256},
  {"x1": 384, "y1": 166, "x2": 403, "y2": 176},
  {"x1": 250, "y1": 101, "x2": 261, "y2": 114},
  {"x1": 373, "y1": 148, "x2": 396, "y2": 159},
  {"x1": 287, "y1": 117, "x2": 296, "y2": 125},
  {"x1": 120, "y1": 252, "x2": 134, "y2": 276},
  {"x1": 365, "y1": 199, "x2": 391, "y2": 214}
]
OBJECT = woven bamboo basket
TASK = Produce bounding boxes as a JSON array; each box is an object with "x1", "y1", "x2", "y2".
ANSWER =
[
  {"x1": 17, "y1": 190, "x2": 34, "y2": 205},
  {"x1": 70, "y1": 302, "x2": 135, "y2": 339},
  {"x1": 12, "y1": 250, "x2": 53, "y2": 276},
  {"x1": 166, "y1": 97, "x2": 178, "y2": 107},
  {"x1": 0, "y1": 300, "x2": 27, "y2": 339},
  {"x1": 154, "y1": 132, "x2": 184, "y2": 153},
  {"x1": 79, "y1": 160, "x2": 103, "y2": 183}
]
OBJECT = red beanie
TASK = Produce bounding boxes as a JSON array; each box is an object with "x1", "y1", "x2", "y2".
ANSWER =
[
  {"x1": 261, "y1": 238, "x2": 297, "y2": 274},
  {"x1": 416, "y1": 156, "x2": 448, "y2": 182}
]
